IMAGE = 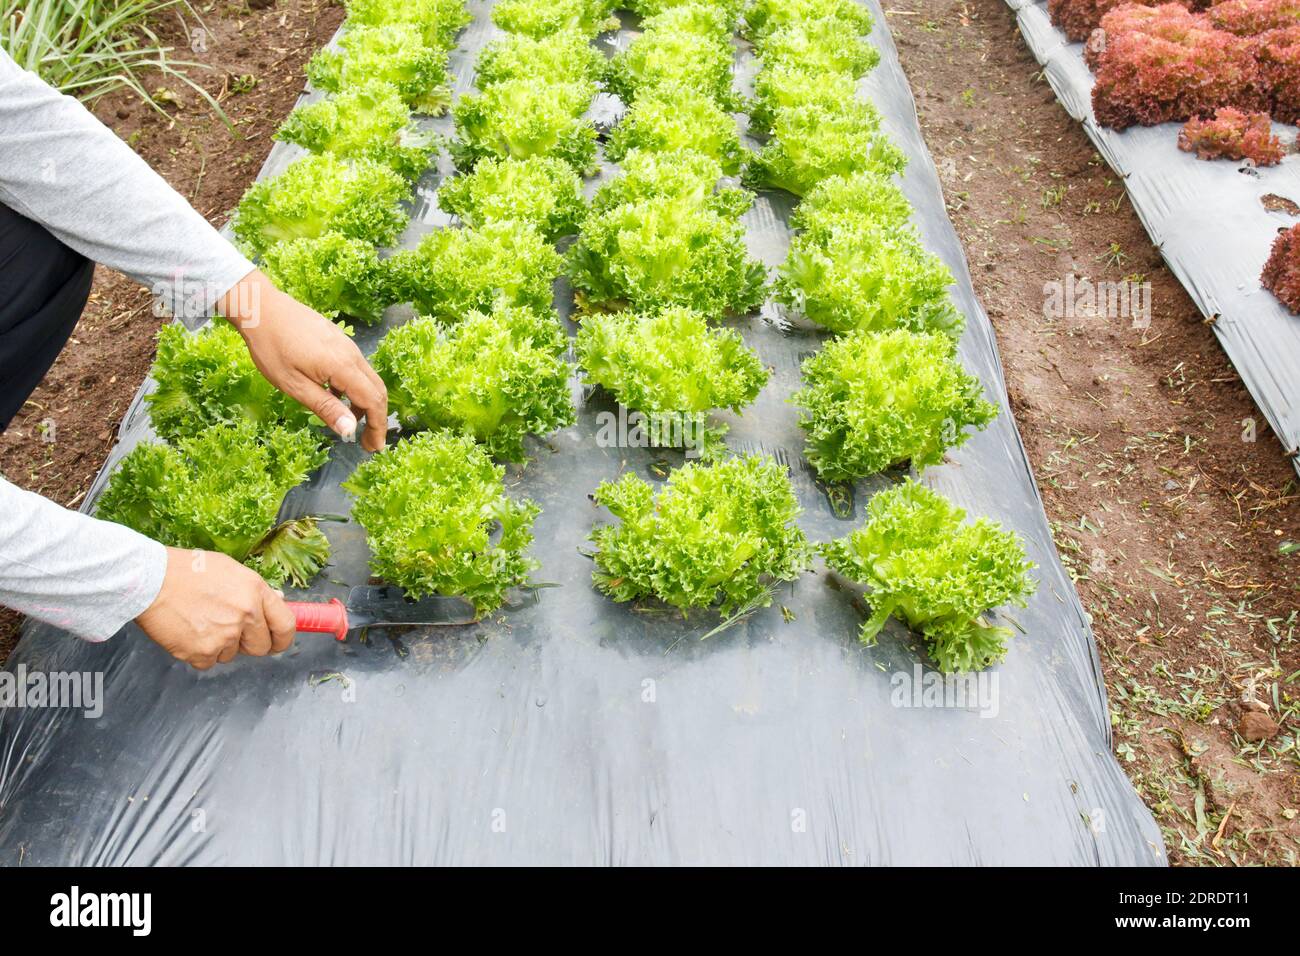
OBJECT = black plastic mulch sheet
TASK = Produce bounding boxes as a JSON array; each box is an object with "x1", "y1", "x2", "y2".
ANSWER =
[
  {"x1": 0, "y1": 0, "x2": 1164, "y2": 865},
  {"x1": 1008, "y1": 0, "x2": 1300, "y2": 477}
]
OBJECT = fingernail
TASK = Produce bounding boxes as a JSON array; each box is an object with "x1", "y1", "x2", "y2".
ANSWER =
[{"x1": 335, "y1": 413, "x2": 357, "y2": 442}]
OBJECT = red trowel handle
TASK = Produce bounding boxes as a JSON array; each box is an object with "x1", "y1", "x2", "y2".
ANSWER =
[{"x1": 287, "y1": 599, "x2": 349, "y2": 641}]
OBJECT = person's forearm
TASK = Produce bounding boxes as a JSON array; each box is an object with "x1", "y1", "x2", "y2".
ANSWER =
[
  {"x1": 0, "y1": 476, "x2": 167, "y2": 641},
  {"x1": 0, "y1": 49, "x2": 253, "y2": 320}
]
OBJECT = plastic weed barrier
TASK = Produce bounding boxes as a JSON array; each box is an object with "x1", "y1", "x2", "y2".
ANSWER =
[
  {"x1": 0, "y1": 0, "x2": 1164, "y2": 865},
  {"x1": 1008, "y1": 0, "x2": 1300, "y2": 478}
]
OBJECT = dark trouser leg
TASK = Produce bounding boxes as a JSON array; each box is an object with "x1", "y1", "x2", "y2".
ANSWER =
[{"x1": 0, "y1": 203, "x2": 95, "y2": 431}]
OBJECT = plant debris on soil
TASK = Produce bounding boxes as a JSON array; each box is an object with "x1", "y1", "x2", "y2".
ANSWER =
[{"x1": 884, "y1": 0, "x2": 1299, "y2": 865}]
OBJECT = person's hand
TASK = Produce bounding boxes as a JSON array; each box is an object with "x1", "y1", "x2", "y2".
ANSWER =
[
  {"x1": 218, "y1": 268, "x2": 388, "y2": 452},
  {"x1": 136, "y1": 547, "x2": 297, "y2": 670}
]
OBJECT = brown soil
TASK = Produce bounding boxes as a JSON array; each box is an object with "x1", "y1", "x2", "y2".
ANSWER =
[
  {"x1": 0, "y1": 0, "x2": 345, "y2": 661},
  {"x1": 884, "y1": 0, "x2": 1300, "y2": 864}
]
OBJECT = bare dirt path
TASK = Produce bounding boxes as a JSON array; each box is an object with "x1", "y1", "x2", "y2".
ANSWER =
[
  {"x1": 0, "y1": 0, "x2": 344, "y2": 660},
  {"x1": 883, "y1": 0, "x2": 1300, "y2": 864}
]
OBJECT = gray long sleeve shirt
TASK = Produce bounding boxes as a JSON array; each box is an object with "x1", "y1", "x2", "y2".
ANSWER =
[{"x1": 0, "y1": 48, "x2": 256, "y2": 641}]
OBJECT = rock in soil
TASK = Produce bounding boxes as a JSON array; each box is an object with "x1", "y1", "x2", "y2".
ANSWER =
[{"x1": 1239, "y1": 711, "x2": 1280, "y2": 742}]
